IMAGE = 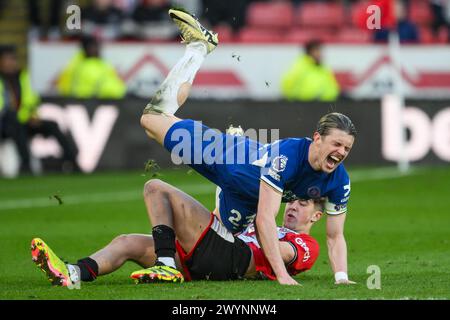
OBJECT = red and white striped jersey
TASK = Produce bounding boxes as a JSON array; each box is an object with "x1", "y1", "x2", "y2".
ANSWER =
[{"x1": 238, "y1": 224, "x2": 320, "y2": 280}]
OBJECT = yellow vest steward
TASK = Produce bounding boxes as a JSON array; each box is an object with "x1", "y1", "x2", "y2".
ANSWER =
[
  {"x1": 57, "y1": 51, "x2": 126, "y2": 99},
  {"x1": 281, "y1": 55, "x2": 340, "y2": 102},
  {"x1": 0, "y1": 70, "x2": 40, "y2": 124}
]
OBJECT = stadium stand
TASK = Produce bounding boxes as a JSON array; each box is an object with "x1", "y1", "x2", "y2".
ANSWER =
[
  {"x1": 409, "y1": 0, "x2": 433, "y2": 27},
  {"x1": 237, "y1": 27, "x2": 284, "y2": 43},
  {"x1": 336, "y1": 27, "x2": 371, "y2": 44},
  {"x1": 1, "y1": 0, "x2": 449, "y2": 50},
  {"x1": 246, "y1": 1, "x2": 294, "y2": 30},
  {"x1": 296, "y1": 2, "x2": 346, "y2": 30},
  {"x1": 212, "y1": 24, "x2": 234, "y2": 43},
  {"x1": 284, "y1": 28, "x2": 336, "y2": 44},
  {"x1": 350, "y1": 0, "x2": 370, "y2": 28},
  {"x1": 0, "y1": 1, "x2": 28, "y2": 66},
  {"x1": 227, "y1": 0, "x2": 449, "y2": 44}
]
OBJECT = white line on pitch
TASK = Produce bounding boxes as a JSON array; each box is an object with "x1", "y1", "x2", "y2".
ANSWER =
[
  {"x1": 0, "y1": 167, "x2": 424, "y2": 211},
  {"x1": 350, "y1": 166, "x2": 424, "y2": 182},
  {"x1": 0, "y1": 184, "x2": 215, "y2": 211}
]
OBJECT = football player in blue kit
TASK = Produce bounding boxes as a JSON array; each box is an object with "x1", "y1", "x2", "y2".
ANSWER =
[{"x1": 139, "y1": 8, "x2": 357, "y2": 285}]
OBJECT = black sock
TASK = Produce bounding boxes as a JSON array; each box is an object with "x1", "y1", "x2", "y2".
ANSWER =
[
  {"x1": 76, "y1": 257, "x2": 99, "y2": 282},
  {"x1": 152, "y1": 225, "x2": 176, "y2": 259}
]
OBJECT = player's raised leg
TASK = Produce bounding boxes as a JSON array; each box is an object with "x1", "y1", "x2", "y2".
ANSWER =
[
  {"x1": 140, "y1": 8, "x2": 218, "y2": 145},
  {"x1": 130, "y1": 179, "x2": 212, "y2": 284}
]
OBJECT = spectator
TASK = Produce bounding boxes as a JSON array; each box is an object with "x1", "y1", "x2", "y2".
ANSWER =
[
  {"x1": 82, "y1": 0, "x2": 125, "y2": 40},
  {"x1": 57, "y1": 36, "x2": 126, "y2": 99},
  {"x1": 0, "y1": 45, "x2": 79, "y2": 174},
  {"x1": 281, "y1": 40, "x2": 340, "y2": 102},
  {"x1": 373, "y1": 0, "x2": 419, "y2": 43},
  {"x1": 130, "y1": 0, "x2": 178, "y2": 39},
  {"x1": 113, "y1": 0, "x2": 140, "y2": 15},
  {"x1": 431, "y1": 0, "x2": 450, "y2": 42},
  {"x1": 27, "y1": 0, "x2": 63, "y2": 40}
]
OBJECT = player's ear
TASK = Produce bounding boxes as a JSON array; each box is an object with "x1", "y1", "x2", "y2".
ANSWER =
[
  {"x1": 311, "y1": 210, "x2": 323, "y2": 223},
  {"x1": 313, "y1": 131, "x2": 321, "y2": 143}
]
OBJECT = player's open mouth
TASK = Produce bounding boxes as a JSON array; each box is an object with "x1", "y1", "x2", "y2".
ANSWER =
[
  {"x1": 286, "y1": 212, "x2": 296, "y2": 222},
  {"x1": 286, "y1": 210, "x2": 296, "y2": 219},
  {"x1": 326, "y1": 155, "x2": 341, "y2": 169}
]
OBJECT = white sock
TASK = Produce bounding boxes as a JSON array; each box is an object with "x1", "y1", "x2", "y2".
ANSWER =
[
  {"x1": 157, "y1": 257, "x2": 176, "y2": 269},
  {"x1": 149, "y1": 41, "x2": 207, "y2": 115},
  {"x1": 67, "y1": 264, "x2": 80, "y2": 284}
]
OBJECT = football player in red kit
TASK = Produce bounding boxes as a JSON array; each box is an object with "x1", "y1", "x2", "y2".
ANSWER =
[{"x1": 31, "y1": 179, "x2": 322, "y2": 286}]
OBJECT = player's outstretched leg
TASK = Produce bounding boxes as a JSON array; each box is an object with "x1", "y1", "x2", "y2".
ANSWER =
[
  {"x1": 31, "y1": 235, "x2": 159, "y2": 287},
  {"x1": 140, "y1": 8, "x2": 218, "y2": 145}
]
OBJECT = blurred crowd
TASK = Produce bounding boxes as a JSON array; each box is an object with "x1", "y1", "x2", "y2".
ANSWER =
[
  {"x1": 1, "y1": 0, "x2": 450, "y2": 176},
  {"x1": 0, "y1": 45, "x2": 80, "y2": 174},
  {"x1": 17, "y1": 0, "x2": 450, "y2": 43}
]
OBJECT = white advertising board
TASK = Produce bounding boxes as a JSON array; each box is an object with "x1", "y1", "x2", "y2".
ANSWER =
[{"x1": 30, "y1": 42, "x2": 450, "y2": 100}]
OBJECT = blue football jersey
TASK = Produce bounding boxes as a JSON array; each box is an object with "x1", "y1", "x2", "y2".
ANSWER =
[
  {"x1": 220, "y1": 137, "x2": 351, "y2": 216},
  {"x1": 163, "y1": 120, "x2": 350, "y2": 233}
]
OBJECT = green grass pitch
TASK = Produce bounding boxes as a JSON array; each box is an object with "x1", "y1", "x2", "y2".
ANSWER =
[{"x1": 1, "y1": 166, "x2": 449, "y2": 300}]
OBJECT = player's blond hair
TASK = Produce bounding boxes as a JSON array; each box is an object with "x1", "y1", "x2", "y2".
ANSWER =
[{"x1": 316, "y1": 112, "x2": 357, "y2": 137}]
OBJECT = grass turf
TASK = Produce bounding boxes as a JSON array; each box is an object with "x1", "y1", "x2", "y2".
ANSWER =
[{"x1": 0, "y1": 166, "x2": 449, "y2": 300}]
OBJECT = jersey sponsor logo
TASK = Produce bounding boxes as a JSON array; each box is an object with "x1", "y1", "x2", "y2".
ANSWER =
[
  {"x1": 307, "y1": 186, "x2": 321, "y2": 198},
  {"x1": 271, "y1": 155, "x2": 288, "y2": 173},
  {"x1": 295, "y1": 237, "x2": 311, "y2": 262}
]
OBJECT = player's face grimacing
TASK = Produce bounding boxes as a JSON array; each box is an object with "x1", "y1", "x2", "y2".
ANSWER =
[
  {"x1": 312, "y1": 128, "x2": 354, "y2": 173},
  {"x1": 283, "y1": 199, "x2": 322, "y2": 231}
]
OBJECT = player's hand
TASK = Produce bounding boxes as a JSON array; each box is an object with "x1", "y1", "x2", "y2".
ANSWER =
[
  {"x1": 335, "y1": 279, "x2": 357, "y2": 285},
  {"x1": 278, "y1": 275, "x2": 300, "y2": 286}
]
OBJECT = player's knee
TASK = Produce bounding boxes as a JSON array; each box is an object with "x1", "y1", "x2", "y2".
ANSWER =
[
  {"x1": 111, "y1": 234, "x2": 144, "y2": 258},
  {"x1": 140, "y1": 113, "x2": 161, "y2": 128},
  {"x1": 140, "y1": 114, "x2": 160, "y2": 140},
  {"x1": 111, "y1": 234, "x2": 132, "y2": 250},
  {"x1": 143, "y1": 179, "x2": 166, "y2": 197}
]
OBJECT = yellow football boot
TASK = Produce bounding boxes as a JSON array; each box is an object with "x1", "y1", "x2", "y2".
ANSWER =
[
  {"x1": 168, "y1": 8, "x2": 219, "y2": 54},
  {"x1": 31, "y1": 238, "x2": 72, "y2": 287}
]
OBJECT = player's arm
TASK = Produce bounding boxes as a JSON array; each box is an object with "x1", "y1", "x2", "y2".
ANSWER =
[
  {"x1": 279, "y1": 241, "x2": 296, "y2": 265},
  {"x1": 326, "y1": 213, "x2": 356, "y2": 284},
  {"x1": 255, "y1": 180, "x2": 298, "y2": 285}
]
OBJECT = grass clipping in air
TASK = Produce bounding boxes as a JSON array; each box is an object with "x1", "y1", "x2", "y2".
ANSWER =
[{"x1": 144, "y1": 159, "x2": 161, "y2": 178}]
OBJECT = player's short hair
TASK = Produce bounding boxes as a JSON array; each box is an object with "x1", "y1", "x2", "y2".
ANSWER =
[
  {"x1": 312, "y1": 197, "x2": 326, "y2": 213},
  {"x1": 316, "y1": 112, "x2": 357, "y2": 138}
]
